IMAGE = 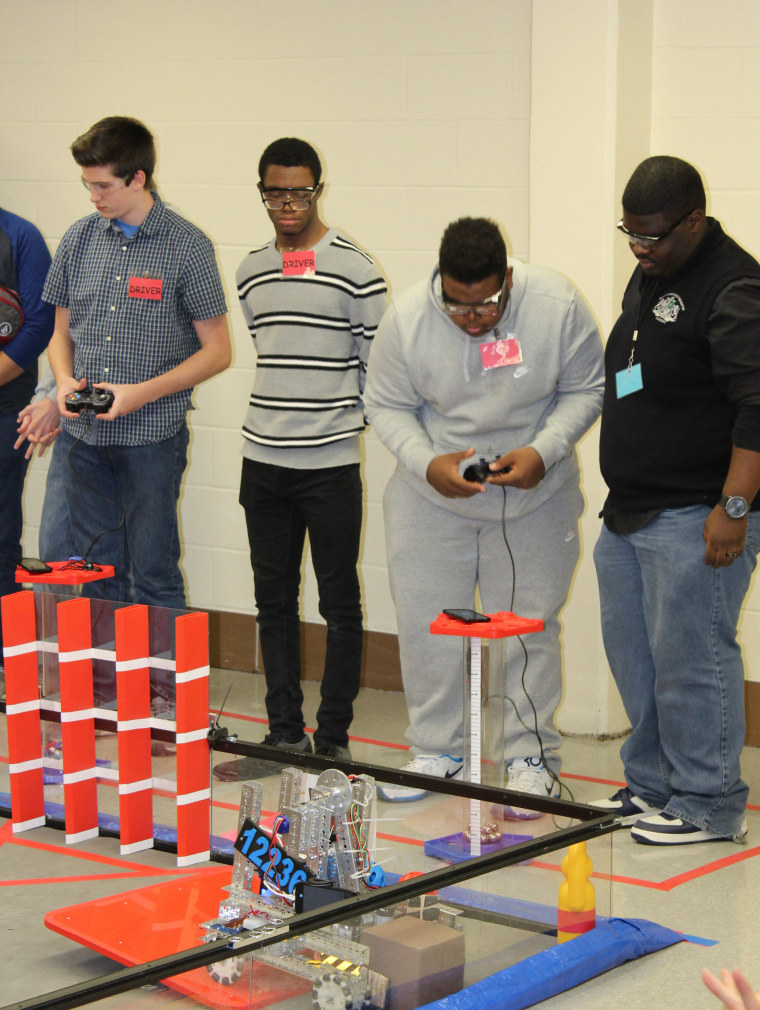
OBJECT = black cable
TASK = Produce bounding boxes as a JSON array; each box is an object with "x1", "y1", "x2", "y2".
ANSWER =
[{"x1": 498, "y1": 486, "x2": 574, "y2": 805}]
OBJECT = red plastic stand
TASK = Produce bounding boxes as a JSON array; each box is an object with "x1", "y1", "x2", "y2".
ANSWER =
[
  {"x1": 15, "y1": 561, "x2": 115, "y2": 586},
  {"x1": 430, "y1": 610, "x2": 544, "y2": 638}
]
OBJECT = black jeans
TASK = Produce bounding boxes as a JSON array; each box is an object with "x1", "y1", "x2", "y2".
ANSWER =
[{"x1": 239, "y1": 458, "x2": 363, "y2": 747}]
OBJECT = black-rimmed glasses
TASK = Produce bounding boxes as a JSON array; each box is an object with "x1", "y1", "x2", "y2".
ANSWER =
[{"x1": 259, "y1": 186, "x2": 321, "y2": 211}]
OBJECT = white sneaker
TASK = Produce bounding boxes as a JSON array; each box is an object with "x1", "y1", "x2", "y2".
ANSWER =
[
  {"x1": 377, "y1": 753, "x2": 463, "y2": 802},
  {"x1": 500, "y1": 757, "x2": 559, "y2": 821},
  {"x1": 588, "y1": 786, "x2": 661, "y2": 825}
]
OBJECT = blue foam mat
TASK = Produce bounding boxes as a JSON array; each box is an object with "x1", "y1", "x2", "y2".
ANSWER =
[{"x1": 415, "y1": 917, "x2": 683, "y2": 1010}]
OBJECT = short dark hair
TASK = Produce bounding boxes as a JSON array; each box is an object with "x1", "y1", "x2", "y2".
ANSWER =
[
  {"x1": 258, "y1": 138, "x2": 322, "y2": 185},
  {"x1": 71, "y1": 116, "x2": 156, "y2": 189},
  {"x1": 438, "y1": 218, "x2": 507, "y2": 285},
  {"x1": 622, "y1": 156, "x2": 706, "y2": 217}
]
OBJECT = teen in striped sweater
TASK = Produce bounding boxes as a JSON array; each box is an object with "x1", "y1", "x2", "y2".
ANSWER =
[{"x1": 215, "y1": 138, "x2": 387, "y2": 779}]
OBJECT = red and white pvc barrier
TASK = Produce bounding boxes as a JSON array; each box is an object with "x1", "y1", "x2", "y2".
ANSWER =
[
  {"x1": 58, "y1": 597, "x2": 99, "y2": 843},
  {"x1": 175, "y1": 612, "x2": 211, "y2": 866},
  {"x1": 2, "y1": 591, "x2": 45, "y2": 832},
  {"x1": 2, "y1": 591, "x2": 210, "y2": 865},
  {"x1": 115, "y1": 605, "x2": 154, "y2": 855}
]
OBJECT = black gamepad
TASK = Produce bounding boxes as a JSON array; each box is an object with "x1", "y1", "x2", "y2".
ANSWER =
[
  {"x1": 463, "y1": 456, "x2": 512, "y2": 482},
  {"x1": 65, "y1": 386, "x2": 115, "y2": 414}
]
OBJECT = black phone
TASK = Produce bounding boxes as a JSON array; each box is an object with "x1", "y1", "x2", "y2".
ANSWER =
[
  {"x1": 442, "y1": 608, "x2": 491, "y2": 623},
  {"x1": 16, "y1": 557, "x2": 53, "y2": 574}
]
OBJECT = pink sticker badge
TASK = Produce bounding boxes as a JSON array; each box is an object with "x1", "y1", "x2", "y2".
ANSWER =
[
  {"x1": 128, "y1": 277, "x2": 163, "y2": 300},
  {"x1": 282, "y1": 250, "x2": 316, "y2": 276},
  {"x1": 480, "y1": 337, "x2": 522, "y2": 370}
]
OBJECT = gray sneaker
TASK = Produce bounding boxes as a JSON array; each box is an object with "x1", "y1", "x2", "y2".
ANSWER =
[
  {"x1": 213, "y1": 733, "x2": 312, "y2": 782},
  {"x1": 314, "y1": 742, "x2": 352, "y2": 761}
]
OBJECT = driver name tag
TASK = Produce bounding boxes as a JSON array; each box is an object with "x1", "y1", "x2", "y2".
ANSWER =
[
  {"x1": 282, "y1": 250, "x2": 316, "y2": 276},
  {"x1": 480, "y1": 337, "x2": 522, "y2": 370}
]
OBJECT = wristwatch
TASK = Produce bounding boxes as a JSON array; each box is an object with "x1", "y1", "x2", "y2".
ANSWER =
[{"x1": 718, "y1": 494, "x2": 750, "y2": 519}]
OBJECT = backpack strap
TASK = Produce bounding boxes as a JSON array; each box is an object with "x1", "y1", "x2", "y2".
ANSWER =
[{"x1": 0, "y1": 221, "x2": 18, "y2": 290}]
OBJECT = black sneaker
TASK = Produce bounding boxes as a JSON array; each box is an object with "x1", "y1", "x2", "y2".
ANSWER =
[
  {"x1": 631, "y1": 812, "x2": 748, "y2": 846},
  {"x1": 314, "y1": 742, "x2": 352, "y2": 761},
  {"x1": 589, "y1": 786, "x2": 661, "y2": 825},
  {"x1": 212, "y1": 733, "x2": 312, "y2": 782}
]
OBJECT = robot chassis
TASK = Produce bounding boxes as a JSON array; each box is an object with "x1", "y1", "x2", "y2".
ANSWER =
[{"x1": 201, "y1": 766, "x2": 390, "y2": 1008}]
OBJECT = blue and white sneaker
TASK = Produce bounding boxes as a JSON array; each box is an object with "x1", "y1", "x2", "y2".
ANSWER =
[
  {"x1": 589, "y1": 786, "x2": 661, "y2": 825},
  {"x1": 631, "y1": 812, "x2": 748, "y2": 846},
  {"x1": 500, "y1": 757, "x2": 560, "y2": 821},
  {"x1": 377, "y1": 753, "x2": 463, "y2": 802}
]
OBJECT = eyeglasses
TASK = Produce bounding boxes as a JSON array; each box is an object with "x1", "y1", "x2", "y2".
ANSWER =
[
  {"x1": 441, "y1": 281, "x2": 508, "y2": 317},
  {"x1": 616, "y1": 208, "x2": 694, "y2": 247},
  {"x1": 81, "y1": 177, "x2": 126, "y2": 195},
  {"x1": 259, "y1": 186, "x2": 321, "y2": 211}
]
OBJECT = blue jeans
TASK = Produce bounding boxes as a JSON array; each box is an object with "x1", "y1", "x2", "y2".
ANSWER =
[
  {"x1": 594, "y1": 506, "x2": 760, "y2": 835},
  {"x1": 0, "y1": 412, "x2": 30, "y2": 650},
  {"x1": 239, "y1": 458, "x2": 363, "y2": 748},
  {"x1": 56, "y1": 425, "x2": 189, "y2": 608}
]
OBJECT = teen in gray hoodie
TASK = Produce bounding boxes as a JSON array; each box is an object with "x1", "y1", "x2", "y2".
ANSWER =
[{"x1": 364, "y1": 217, "x2": 603, "y2": 806}]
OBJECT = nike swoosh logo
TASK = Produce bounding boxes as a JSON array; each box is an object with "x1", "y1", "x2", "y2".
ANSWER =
[{"x1": 445, "y1": 766, "x2": 463, "y2": 779}]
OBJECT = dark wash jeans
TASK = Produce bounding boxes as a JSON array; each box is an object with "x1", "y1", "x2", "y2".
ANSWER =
[
  {"x1": 56, "y1": 425, "x2": 189, "y2": 608},
  {"x1": 0, "y1": 411, "x2": 30, "y2": 652},
  {"x1": 239, "y1": 458, "x2": 363, "y2": 748}
]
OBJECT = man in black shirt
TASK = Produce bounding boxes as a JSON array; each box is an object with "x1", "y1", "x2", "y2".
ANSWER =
[{"x1": 592, "y1": 156, "x2": 760, "y2": 845}]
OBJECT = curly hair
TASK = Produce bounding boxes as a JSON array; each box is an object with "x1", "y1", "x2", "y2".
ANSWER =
[
  {"x1": 438, "y1": 218, "x2": 507, "y2": 284},
  {"x1": 258, "y1": 138, "x2": 322, "y2": 185}
]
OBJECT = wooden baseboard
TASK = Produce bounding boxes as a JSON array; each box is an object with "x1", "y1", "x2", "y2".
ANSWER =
[
  {"x1": 205, "y1": 609, "x2": 403, "y2": 693},
  {"x1": 203, "y1": 608, "x2": 760, "y2": 746}
]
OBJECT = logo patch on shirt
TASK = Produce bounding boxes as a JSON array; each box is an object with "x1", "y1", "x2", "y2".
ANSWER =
[
  {"x1": 128, "y1": 277, "x2": 163, "y2": 300},
  {"x1": 652, "y1": 293, "x2": 685, "y2": 324}
]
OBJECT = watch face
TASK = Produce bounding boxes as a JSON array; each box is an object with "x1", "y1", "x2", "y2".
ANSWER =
[{"x1": 725, "y1": 496, "x2": 750, "y2": 519}]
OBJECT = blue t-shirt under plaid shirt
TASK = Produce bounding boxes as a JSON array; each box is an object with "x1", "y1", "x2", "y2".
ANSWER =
[{"x1": 43, "y1": 194, "x2": 228, "y2": 446}]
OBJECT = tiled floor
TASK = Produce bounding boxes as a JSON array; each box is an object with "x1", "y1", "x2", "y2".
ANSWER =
[{"x1": 2, "y1": 668, "x2": 759, "y2": 1009}]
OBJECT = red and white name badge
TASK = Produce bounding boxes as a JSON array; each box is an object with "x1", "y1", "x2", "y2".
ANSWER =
[
  {"x1": 282, "y1": 250, "x2": 316, "y2": 276},
  {"x1": 128, "y1": 277, "x2": 163, "y2": 300},
  {"x1": 480, "y1": 337, "x2": 522, "y2": 370}
]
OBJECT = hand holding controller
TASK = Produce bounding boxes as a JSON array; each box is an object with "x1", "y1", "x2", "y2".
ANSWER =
[
  {"x1": 65, "y1": 386, "x2": 115, "y2": 415},
  {"x1": 463, "y1": 456, "x2": 512, "y2": 483}
]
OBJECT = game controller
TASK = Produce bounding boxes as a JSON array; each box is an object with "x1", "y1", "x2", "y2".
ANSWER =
[
  {"x1": 463, "y1": 456, "x2": 512, "y2": 482},
  {"x1": 65, "y1": 386, "x2": 115, "y2": 414}
]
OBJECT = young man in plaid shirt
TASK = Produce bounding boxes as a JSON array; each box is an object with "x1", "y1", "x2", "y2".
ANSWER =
[{"x1": 46, "y1": 116, "x2": 230, "y2": 608}]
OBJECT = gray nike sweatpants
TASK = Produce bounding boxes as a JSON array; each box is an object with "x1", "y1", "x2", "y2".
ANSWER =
[{"x1": 383, "y1": 472, "x2": 583, "y2": 773}]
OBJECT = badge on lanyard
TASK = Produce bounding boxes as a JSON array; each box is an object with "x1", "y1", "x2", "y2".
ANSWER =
[
  {"x1": 128, "y1": 277, "x2": 163, "y2": 300},
  {"x1": 480, "y1": 336, "x2": 522, "y2": 370},
  {"x1": 282, "y1": 250, "x2": 316, "y2": 276},
  {"x1": 616, "y1": 362, "x2": 643, "y2": 398},
  {"x1": 616, "y1": 328, "x2": 643, "y2": 398}
]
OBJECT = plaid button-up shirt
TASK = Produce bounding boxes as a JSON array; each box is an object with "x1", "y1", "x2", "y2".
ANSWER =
[{"x1": 44, "y1": 194, "x2": 227, "y2": 445}]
